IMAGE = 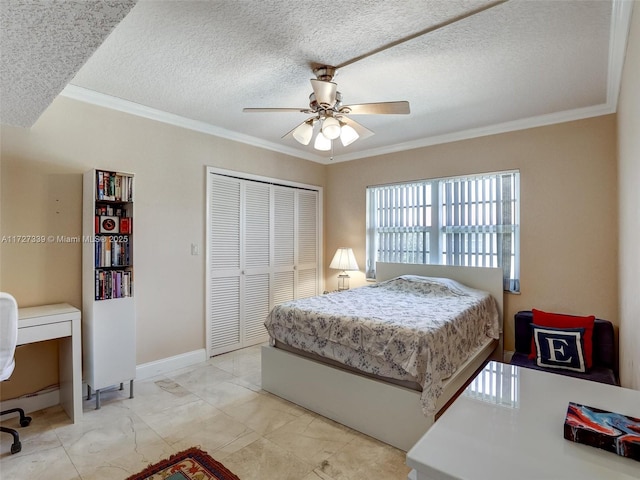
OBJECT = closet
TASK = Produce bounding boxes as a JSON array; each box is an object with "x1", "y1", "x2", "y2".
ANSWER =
[{"x1": 207, "y1": 168, "x2": 321, "y2": 356}]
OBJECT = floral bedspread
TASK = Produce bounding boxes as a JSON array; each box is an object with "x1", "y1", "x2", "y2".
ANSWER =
[{"x1": 264, "y1": 275, "x2": 500, "y2": 416}]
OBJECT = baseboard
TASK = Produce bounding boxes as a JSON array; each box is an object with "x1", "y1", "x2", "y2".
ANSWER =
[
  {"x1": 0, "y1": 390, "x2": 60, "y2": 417},
  {"x1": 136, "y1": 348, "x2": 207, "y2": 380},
  {"x1": 503, "y1": 350, "x2": 514, "y2": 363},
  {"x1": 0, "y1": 349, "x2": 207, "y2": 416}
]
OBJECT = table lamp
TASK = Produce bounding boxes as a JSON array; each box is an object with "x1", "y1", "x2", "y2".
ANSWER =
[{"x1": 329, "y1": 247, "x2": 359, "y2": 291}]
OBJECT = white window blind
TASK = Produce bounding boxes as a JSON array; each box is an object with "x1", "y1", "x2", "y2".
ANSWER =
[{"x1": 366, "y1": 171, "x2": 520, "y2": 292}]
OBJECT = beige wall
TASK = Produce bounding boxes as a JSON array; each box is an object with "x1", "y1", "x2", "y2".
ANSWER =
[
  {"x1": 617, "y1": 3, "x2": 640, "y2": 390},
  {"x1": 0, "y1": 96, "x2": 325, "y2": 399},
  {"x1": 0, "y1": 77, "x2": 631, "y2": 400},
  {"x1": 325, "y1": 115, "x2": 619, "y2": 353}
]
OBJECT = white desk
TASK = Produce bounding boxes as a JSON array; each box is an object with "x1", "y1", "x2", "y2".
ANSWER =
[
  {"x1": 18, "y1": 303, "x2": 82, "y2": 424},
  {"x1": 407, "y1": 361, "x2": 640, "y2": 479}
]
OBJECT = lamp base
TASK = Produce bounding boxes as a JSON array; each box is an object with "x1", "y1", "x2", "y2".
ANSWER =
[{"x1": 337, "y1": 273, "x2": 350, "y2": 291}]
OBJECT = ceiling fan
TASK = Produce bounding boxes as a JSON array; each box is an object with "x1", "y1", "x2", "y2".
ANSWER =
[
  {"x1": 243, "y1": 65, "x2": 410, "y2": 151},
  {"x1": 243, "y1": 0, "x2": 509, "y2": 153}
]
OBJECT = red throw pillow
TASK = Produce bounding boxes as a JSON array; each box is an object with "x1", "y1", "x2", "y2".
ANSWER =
[{"x1": 528, "y1": 309, "x2": 595, "y2": 368}]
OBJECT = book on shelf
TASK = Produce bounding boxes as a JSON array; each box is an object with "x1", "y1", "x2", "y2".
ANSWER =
[
  {"x1": 94, "y1": 269, "x2": 132, "y2": 300},
  {"x1": 105, "y1": 236, "x2": 111, "y2": 266},
  {"x1": 91, "y1": 169, "x2": 134, "y2": 301},
  {"x1": 120, "y1": 217, "x2": 132, "y2": 234},
  {"x1": 95, "y1": 213, "x2": 130, "y2": 234},
  {"x1": 115, "y1": 175, "x2": 121, "y2": 202},
  {"x1": 113, "y1": 241, "x2": 121, "y2": 266},
  {"x1": 98, "y1": 171, "x2": 104, "y2": 199},
  {"x1": 110, "y1": 174, "x2": 115, "y2": 200},
  {"x1": 95, "y1": 170, "x2": 133, "y2": 202},
  {"x1": 95, "y1": 236, "x2": 131, "y2": 268}
]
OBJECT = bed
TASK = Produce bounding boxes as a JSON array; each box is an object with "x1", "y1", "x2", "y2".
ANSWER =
[{"x1": 261, "y1": 262, "x2": 504, "y2": 450}]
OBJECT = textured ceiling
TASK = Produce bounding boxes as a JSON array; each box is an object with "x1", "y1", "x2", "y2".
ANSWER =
[
  {"x1": 1, "y1": 1, "x2": 633, "y2": 163},
  {"x1": 0, "y1": 0, "x2": 136, "y2": 127}
]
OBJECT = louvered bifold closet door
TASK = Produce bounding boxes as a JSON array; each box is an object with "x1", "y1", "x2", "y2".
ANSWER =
[
  {"x1": 208, "y1": 170, "x2": 322, "y2": 357},
  {"x1": 243, "y1": 182, "x2": 271, "y2": 346},
  {"x1": 296, "y1": 190, "x2": 319, "y2": 299},
  {"x1": 209, "y1": 175, "x2": 242, "y2": 355},
  {"x1": 272, "y1": 186, "x2": 295, "y2": 305}
]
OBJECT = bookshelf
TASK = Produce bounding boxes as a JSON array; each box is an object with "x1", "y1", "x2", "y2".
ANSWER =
[{"x1": 82, "y1": 169, "x2": 136, "y2": 409}]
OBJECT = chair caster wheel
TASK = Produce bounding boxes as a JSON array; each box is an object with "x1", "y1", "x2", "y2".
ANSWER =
[
  {"x1": 20, "y1": 416, "x2": 32, "y2": 427},
  {"x1": 11, "y1": 441, "x2": 22, "y2": 454}
]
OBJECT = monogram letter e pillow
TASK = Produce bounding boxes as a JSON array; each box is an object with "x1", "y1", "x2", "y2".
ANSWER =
[{"x1": 528, "y1": 309, "x2": 596, "y2": 372}]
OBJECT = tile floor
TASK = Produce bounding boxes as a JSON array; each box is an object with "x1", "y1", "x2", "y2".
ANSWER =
[{"x1": 0, "y1": 344, "x2": 411, "y2": 479}]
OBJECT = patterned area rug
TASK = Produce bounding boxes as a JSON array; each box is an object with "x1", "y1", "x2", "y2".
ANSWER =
[{"x1": 126, "y1": 447, "x2": 240, "y2": 480}]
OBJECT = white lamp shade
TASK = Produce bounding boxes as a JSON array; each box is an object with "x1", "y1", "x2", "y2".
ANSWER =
[
  {"x1": 314, "y1": 131, "x2": 332, "y2": 151},
  {"x1": 321, "y1": 116, "x2": 341, "y2": 140},
  {"x1": 339, "y1": 124, "x2": 359, "y2": 146},
  {"x1": 329, "y1": 247, "x2": 359, "y2": 271},
  {"x1": 292, "y1": 121, "x2": 314, "y2": 145}
]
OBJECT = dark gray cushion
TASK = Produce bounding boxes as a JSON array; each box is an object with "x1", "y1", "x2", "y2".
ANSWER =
[
  {"x1": 511, "y1": 310, "x2": 618, "y2": 386},
  {"x1": 511, "y1": 352, "x2": 618, "y2": 385}
]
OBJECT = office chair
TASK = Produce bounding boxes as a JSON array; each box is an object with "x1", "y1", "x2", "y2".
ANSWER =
[{"x1": 1, "y1": 292, "x2": 31, "y2": 454}]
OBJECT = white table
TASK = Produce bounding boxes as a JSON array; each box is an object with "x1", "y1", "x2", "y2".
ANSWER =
[
  {"x1": 18, "y1": 303, "x2": 82, "y2": 423},
  {"x1": 407, "y1": 361, "x2": 640, "y2": 479}
]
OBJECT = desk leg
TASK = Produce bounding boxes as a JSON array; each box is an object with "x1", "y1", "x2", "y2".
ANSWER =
[
  {"x1": 58, "y1": 333, "x2": 82, "y2": 423},
  {"x1": 130, "y1": 379, "x2": 134, "y2": 399}
]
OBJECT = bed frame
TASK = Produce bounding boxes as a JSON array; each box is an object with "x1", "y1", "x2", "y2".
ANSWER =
[{"x1": 261, "y1": 262, "x2": 504, "y2": 450}]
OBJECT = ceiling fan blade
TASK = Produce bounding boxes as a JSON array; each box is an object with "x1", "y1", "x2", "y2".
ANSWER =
[
  {"x1": 310, "y1": 79, "x2": 337, "y2": 107},
  {"x1": 281, "y1": 120, "x2": 306, "y2": 139},
  {"x1": 342, "y1": 101, "x2": 410, "y2": 115},
  {"x1": 243, "y1": 107, "x2": 312, "y2": 113},
  {"x1": 340, "y1": 116, "x2": 374, "y2": 140},
  {"x1": 281, "y1": 124, "x2": 298, "y2": 140}
]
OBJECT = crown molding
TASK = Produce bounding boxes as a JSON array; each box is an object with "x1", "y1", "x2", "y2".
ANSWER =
[
  {"x1": 60, "y1": 83, "x2": 617, "y2": 166},
  {"x1": 60, "y1": 84, "x2": 325, "y2": 163},
  {"x1": 332, "y1": 103, "x2": 616, "y2": 163},
  {"x1": 60, "y1": 0, "x2": 633, "y2": 165},
  {"x1": 331, "y1": 0, "x2": 633, "y2": 163}
]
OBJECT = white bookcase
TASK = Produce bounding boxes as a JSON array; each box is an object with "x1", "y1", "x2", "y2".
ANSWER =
[{"x1": 82, "y1": 169, "x2": 136, "y2": 409}]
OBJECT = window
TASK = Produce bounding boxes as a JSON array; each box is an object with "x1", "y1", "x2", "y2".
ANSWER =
[{"x1": 366, "y1": 171, "x2": 520, "y2": 292}]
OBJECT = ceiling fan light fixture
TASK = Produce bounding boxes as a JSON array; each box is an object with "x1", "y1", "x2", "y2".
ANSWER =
[
  {"x1": 339, "y1": 124, "x2": 359, "y2": 147},
  {"x1": 292, "y1": 120, "x2": 314, "y2": 145},
  {"x1": 244, "y1": 64, "x2": 411, "y2": 154},
  {"x1": 321, "y1": 116, "x2": 341, "y2": 140},
  {"x1": 314, "y1": 131, "x2": 332, "y2": 151}
]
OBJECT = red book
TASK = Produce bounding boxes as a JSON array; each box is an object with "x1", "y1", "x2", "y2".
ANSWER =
[{"x1": 120, "y1": 217, "x2": 132, "y2": 234}]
